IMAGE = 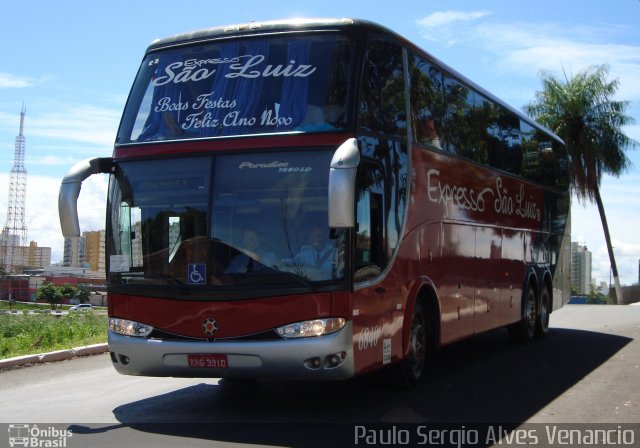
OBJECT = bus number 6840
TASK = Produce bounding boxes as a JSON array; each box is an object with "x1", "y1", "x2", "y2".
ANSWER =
[{"x1": 358, "y1": 325, "x2": 382, "y2": 351}]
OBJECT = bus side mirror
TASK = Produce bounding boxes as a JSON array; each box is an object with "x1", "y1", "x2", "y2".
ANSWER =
[
  {"x1": 328, "y1": 138, "x2": 360, "y2": 228},
  {"x1": 59, "y1": 157, "x2": 113, "y2": 237}
]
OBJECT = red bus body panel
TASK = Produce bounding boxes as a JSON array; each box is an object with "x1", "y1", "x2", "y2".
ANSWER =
[
  {"x1": 109, "y1": 292, "x2": 338, "y2": 339},
  {"x1": 349, "y1": 144, "x2": 549, "y2": 373}
]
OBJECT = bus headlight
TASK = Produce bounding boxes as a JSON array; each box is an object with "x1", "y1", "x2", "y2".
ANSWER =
[
  {"x1": 276, "y1": 318, "x2": 346, "y2": 339},
  {"x1": 109, "y1": 318, "x2": 154, "y2": 338}
]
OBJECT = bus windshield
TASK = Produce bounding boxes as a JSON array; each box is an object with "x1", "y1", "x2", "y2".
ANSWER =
[
  {"x1": 117, "y1": 34, "x2": 352, "y2": 144},
  {"x1": 107, "y1": 150, "x2": 345, "y2": 295}
]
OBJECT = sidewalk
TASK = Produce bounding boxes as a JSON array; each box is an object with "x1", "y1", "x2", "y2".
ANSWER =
[{"x1": 0, "y1": 343, "x2": 108, "y2": 370}]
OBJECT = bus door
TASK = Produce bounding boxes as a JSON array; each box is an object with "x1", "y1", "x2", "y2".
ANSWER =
[{"x1": 351, "y1": 160, "x2": 398, "y2": 373}]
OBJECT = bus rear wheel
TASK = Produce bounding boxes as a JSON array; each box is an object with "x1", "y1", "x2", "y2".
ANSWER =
[
  {"x1": 508, "y1": 285, "x2": 537, "y2": 344},
  {"x1": 535, "y1": 287, "x2": 550, "y2": 338}
]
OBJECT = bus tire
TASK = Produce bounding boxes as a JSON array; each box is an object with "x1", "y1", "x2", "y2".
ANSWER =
[
  {"x1": 535, "y1": 286, "x2": 550, "y2": 338},
  {"x1": 393, "y1": 302, "x2": 427, "y2": 387},
  {"x1": 508, "y1": 285, "x2": 537, "y2": 344}
]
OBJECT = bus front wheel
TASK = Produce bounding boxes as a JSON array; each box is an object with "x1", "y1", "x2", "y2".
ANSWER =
[{"x1": 393, "y1": 302, "x2": 427, "y2": 387}]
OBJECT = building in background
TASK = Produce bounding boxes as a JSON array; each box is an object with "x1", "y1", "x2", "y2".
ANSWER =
[
  {"x1": 571, "y1": 242, "x2": 592, "y2": 295},
  {"x1": 83, "y1": 230, "x2": 105, "y2": 272},
  {"x1": 23, "y1": 241, "x2": 51, "y2": 268},
  {"x1": 63, "y1": 231, "x2": 105, "y2": 273},
  {"x1": 0, "y1": 238, "x2": 51, "y2": 272},
  {"x1": 63, "y1": 237, "x2": 80, "y2": 267}
]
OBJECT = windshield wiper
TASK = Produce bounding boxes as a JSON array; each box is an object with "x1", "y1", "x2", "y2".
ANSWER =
[{"x1": 261, "y1": 270, "x2": 317, "y2": 291}]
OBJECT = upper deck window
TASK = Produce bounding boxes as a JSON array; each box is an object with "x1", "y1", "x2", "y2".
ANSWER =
[{"x1": 117, "y1": 34, "x2": 352, "y2": 144}]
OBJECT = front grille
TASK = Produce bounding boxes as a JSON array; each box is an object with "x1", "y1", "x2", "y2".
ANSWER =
[{"x1": 148, "y1": 328, "x2": 281, "y2": 342}]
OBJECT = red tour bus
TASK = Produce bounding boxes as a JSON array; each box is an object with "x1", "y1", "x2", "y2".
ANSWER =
[{"x1": 59, "y1": 18, "x2": 570, "y2": 385}]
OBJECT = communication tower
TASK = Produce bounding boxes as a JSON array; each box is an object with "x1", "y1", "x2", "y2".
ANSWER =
[{"x1": 1, "y1": 108, "x2": 28, "y2": 274}]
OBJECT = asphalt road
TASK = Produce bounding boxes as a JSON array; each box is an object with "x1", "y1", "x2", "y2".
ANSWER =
[{"x1": 1, "y1": 304, "x2": 638, "y2": 447}]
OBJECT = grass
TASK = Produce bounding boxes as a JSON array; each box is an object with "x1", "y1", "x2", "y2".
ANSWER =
[
  {"x1": 0, "y1": 312, "x2": 108, "y2": 359},
  {"x1": 0, "y1": 300, "x2": 58, "y2": 311},
  {"x1": 0, "y1": 300, "x2": 107, "y2": 312}
]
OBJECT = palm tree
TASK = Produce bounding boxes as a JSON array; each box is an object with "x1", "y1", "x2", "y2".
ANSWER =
[{"x1": 524, "y1": 65, "x2": 637, "y2": 303}]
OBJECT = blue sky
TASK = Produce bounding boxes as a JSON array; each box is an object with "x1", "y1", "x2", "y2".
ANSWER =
[{"x1": 1, "y1": 0, "x2": 639, "y2": 285}]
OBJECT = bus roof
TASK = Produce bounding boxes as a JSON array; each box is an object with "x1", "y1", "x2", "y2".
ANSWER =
[
  {"x1": 145, "y1": 18, "x2": 563, "y2": 145},
  {"x1": 147, "y1": 18, "x2": 387, "y2": 50}
]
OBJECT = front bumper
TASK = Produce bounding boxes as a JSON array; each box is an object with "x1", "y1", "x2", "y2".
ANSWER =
[{"x1": 108, "y1": 321, "x2": 354, "y2": 380}]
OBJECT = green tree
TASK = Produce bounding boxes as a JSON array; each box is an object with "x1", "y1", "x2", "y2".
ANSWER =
[
  {"x1": 76, "y1": 285, "x2": 92, "y2": 304},
  {"x1": 37, "y1": 282, "x2": 62, "y2": 310},
  {"x1": 525, "y1": 65, "x2": 638, "y2": 302},
  {"x1": 587, "y1": 281, "x2": 605, "y2": 304},
  {"x1": 58, "y1": 283, "x2": 77, "y2": 304}
]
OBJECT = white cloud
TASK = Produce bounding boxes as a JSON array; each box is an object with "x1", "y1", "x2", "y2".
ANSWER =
[
  {"x1": 572, "y1": 173, "x2": 640, "y2": 286},
  {"x1": 416, "y1": 10, "x2": 491, "y2": 46},
  {"x1": 0, "y1": 173, "x2": 108, "y2": 263},
  {"x1": 0, "y1": 103, "x2": 120, "y2": 159},
  {"x1": 417, "y1": 10, "x2": 491, "y2": 28},
  {"x1": 589, "y1": 238, "x2": 640, "y2": 288},
  {"x1": 477, "y1": 23, "x2": 640, "y2": 99},
  {"x1": 25, "y1": 105, "x2": 120, "y2": 148},
  {"x1": 29, "y1": 155, "x2": 80, "y2": 167},
  {"x1": 415, "y1": 12, "x2": 640, "y2": 102},
  {"x1": 0, "y1": 73, "x2": 32, "y2": 89}
]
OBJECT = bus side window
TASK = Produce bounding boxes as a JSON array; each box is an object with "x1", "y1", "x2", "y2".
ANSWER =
[
  {"x1": 443, "y1": 76, "x2": 482, "y2": 161},
  {"x1": 358, "y1": 40, "x2": 406, "y2": 136},
  {"x1": 410, "y1": 53, "x2": 445, "y2": 150},
  {"x1": 485, "y1": 106, "x2": 523, "y2": 176},
  {"x1": 355, "y1": 161, "x2": 385, "y2": 282}
]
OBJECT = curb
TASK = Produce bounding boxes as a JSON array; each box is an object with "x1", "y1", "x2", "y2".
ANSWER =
[{"x1": 0, "y1": 343, "x2": 109, "y2": 370}]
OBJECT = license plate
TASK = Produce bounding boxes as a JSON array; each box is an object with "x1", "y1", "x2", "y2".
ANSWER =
[{"x1": 187, "y1": 354, "x2": 228, "y2": 369}]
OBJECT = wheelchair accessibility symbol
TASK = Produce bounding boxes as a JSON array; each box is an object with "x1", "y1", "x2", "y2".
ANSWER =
[{"x1": 188, "y1": 263, "x2": 206, "y2": 285}]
